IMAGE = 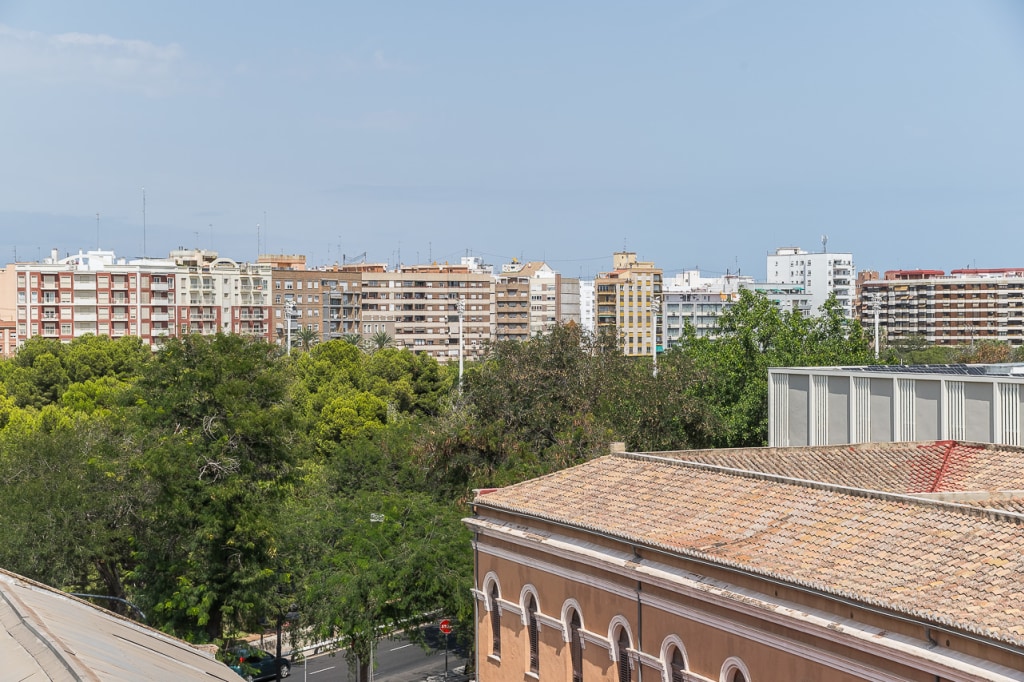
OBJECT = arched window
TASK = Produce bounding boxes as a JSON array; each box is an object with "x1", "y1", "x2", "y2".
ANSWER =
[
  {"x1": 670, "y1": 647, "x2": 686, "y2": 682},
  {"x1": 617, "y1": 628, "x2": 631, "y2": 682},
  {"x1": 569, "y1": 610, "x2": 583, "y2": 682},
  {"x1": 721, "y1": 658, "x2": 750, "y2": 682},
  {"x1": 527, "y1": 595, "x2": 539, "y2": 675},
  {"x1": 489, "y1": 583, "x2": 501, "y2": 657}
]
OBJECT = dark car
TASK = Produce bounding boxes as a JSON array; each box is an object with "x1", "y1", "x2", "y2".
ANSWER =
[{"x1": 228, "y1": 645, "x2": 291, "y2": 681}]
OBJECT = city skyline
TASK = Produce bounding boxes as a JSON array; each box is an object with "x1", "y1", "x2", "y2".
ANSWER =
[{"x1": 3, "y1": 1, "x2": 1023, "y2": 279}]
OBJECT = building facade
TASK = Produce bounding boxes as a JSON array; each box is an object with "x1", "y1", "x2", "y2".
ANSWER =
[
  {"x1": 11, "y1": 249, "x2": 272, "y2": 351},
  {"x1": 595, "y1": 252, "x2": 663, "y2": 356},
  {"x1": 662, "y1": 271, "x2": 751, "y2": 345},
  {"x1": 765, "y1": 246, "x2": 855, "y2": 317},
  {"x1": 360, "y1": 258, "x2": 496, "y2": 362},
  {"x1": 860, "y1": 268, "x2": 1024, "y2": 348},
  {"x1": 469, "y1": 443, "x2": 1024, "y2": 682},
  {"x1": 578, "y1": 280, "x2": 595, "y2": 333}
]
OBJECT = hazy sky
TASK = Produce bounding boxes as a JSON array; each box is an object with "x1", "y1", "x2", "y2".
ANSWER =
[{"x1": 2, "y1": 1, "x2": 1023, "y2": 279}]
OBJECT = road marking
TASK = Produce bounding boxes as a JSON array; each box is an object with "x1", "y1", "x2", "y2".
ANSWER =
[
  {"x1": 390, "y1": 644, "x2": 414, "y2": 651},
  {"x1": 310, "y1": 666, "x2": 336, "y2": 675}
]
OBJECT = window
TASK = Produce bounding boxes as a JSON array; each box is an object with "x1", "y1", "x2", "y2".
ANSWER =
[
  {"x1": 616, "y1": 629, "x2": 630, "y2": 682},
  {"x1": 569, "y1": 611, "x2": 582, "y2": 682},
  {"x1": 489, "y1": 584, "x2": 501, "y2": 657},
  {"x1": 670, "y1": 648, "x2": 686, "y2": 682},
  {"x1": 527, "y1": 595, "x2": 539, "y2": 675}
]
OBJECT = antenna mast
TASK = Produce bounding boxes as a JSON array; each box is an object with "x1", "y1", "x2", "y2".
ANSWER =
[
  {"x1": 821, "y1": 234, "x2": 829, "y2": 253},
  {"x1": 142, "y1": 188, "x2": 147, "y2": 256}
]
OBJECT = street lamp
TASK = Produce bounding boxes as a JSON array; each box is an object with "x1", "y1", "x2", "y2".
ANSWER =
[
  {"x1": 651, "y1": 295, "x2": 661, "y2": 377},
  {"x1": 869, "y1": 293, "x2": 882, "y2": 360},
  {"x1": 284, "y1": 301, "x2": 297, "y2": 355},
  {"x1": 457, "y1": 297, "x2": 466, "y2": 389}
]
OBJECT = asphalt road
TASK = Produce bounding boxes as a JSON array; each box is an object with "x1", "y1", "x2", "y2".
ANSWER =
[{"x1": 291, "y1": 633, "x2": 470, "y2": 682}]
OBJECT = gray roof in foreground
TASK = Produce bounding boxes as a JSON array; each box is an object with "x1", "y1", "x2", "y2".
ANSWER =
[{"x1": 0, "y1": 568, "x2": 238, "y2": 681}]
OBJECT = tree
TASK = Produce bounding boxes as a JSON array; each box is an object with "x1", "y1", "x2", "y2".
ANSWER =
[
  {"x1": 295, "y1": 327, "x2": 319, "y2": 352},
  {"x1": 675, "y1": 291, "x2": 871, "y2": 448},
  {"x1": 368, "y1": 330, "x2": 394, "y2": 352},
  {"x1": 128, "y1": 334, "x2": 300, "y2": 642},
  {"x1": 288, "y1": 486, "x2": 472, "y2": 682},
  {"x1": 0, "y1": 406, "x2": 141, "y2": 615}
]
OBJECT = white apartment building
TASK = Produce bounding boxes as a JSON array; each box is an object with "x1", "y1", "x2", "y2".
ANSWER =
[
  {"x1": 766, "y1": 246, "x2": 855, "y2": 318},
  {"x1": 662, "y1": 270, "x2": 752, "y2": 345},
  {"x1": 579, "y1": 280, "x2": 595, "y2": 333}
]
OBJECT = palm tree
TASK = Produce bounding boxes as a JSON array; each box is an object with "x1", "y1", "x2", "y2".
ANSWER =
[
  {"x1": 295, "y1": 327, "x2": 319, "y2": 352},
  {"x1": 341, "y1": 333, "x2": 365, "y2": 350},
  {"x1": 369, "y1": 330, "x2": 393, "y2": 352}
]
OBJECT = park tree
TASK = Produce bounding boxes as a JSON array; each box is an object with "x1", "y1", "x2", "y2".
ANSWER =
[
  {"x1": 675, "y1": 291, "x2": 871, "y2": 448},
  {"x1": 0, "y1": 406, "x2": 141, "y2": 614},
  {"x1": 288, "y1": 482, "x2": 472, "y2": 682},
  {"x1": 127, "y1": 333, "x2": 300, "y2": 642}
]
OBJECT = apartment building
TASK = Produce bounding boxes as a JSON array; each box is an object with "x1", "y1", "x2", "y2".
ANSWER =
[
  {"x1": 174, "y1": 251, "x2": 272, "y2": 341},
  {"x1": 494, "y1": 267, "x2": 531, "y2": 342},
  {"x1": 360, "y1": 257, "x2": 495, "y2": 362},
  {"x1": 578, "y1": 280, "x2": 595, "y2": 333},
  {"x1": 595, "y1": 252, "x2": 663, "y2": 356},
  {"x1": 11, "y1": 248, "x2": 272, "y2": 350},
  {"x1": 860, "y1": 268, "x2": 1024, "y2": 347},
  {"x1": 765, "y1": 246, "x2": 855, "y2": 317},
  {"x1": 16, "y1": 250, "x2": 181, "y2": 347},
  {"x1": 497, "y1": 261, "x2": 580, "y2": 338},
  {"x1": 662, "y1": 270, "x2": 752, "y2": 345}
]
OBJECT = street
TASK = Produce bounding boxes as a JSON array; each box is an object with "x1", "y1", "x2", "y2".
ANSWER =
[{"x1": 290, "y1": 633, "x2": 470, "y2": 682}]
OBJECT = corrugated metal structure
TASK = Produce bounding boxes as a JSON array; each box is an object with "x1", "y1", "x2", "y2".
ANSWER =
[{"x1": 769, "y1": 364, "x2": 1024, "y2": 447}]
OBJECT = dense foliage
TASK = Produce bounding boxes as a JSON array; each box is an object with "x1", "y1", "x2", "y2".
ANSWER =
[{"x1": 0, "y1": 293, "x2": 889, "y2": 678}]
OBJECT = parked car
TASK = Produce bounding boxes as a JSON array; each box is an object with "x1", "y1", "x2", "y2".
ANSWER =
[{"x1": 227, "y1": 645, "x2": 291, "y2": 681}]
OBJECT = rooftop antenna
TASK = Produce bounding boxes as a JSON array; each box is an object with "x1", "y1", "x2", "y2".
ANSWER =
[
  {"x1": 263, "y1": 210, "x2": 268, "y2": 254},
  {"x1": 209, "y1": 223, "x2": 213, "y2": 251},
  {"x1": 96, "y1": 212, "x2": 100, "y2": 249},
  {"x1": 256, "y1": 223, "x2": 260, "y2": 260},
  {"x1": 142, "y1": 188, "x2": 147, "y2": 257},
  {"x1": 821, "y1": 234, "x2": 829, "y2": 253}
]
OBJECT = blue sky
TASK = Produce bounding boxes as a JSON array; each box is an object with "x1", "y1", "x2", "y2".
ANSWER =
[{"x1": 2, "y1": 1, "x2": 1023, "y2": 279}]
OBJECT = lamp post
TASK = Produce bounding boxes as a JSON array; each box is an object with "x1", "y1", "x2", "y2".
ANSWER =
[
  {"x1": 869, "y1": 293, "x2": 882, "y2": 360},
  {"x1": 284, "y1": 301, "x2": 296, "y2": 355},
  {"x1": 457, "y1": 297, "x2": 466, "y2": 389},
  {"x1": 651, "y1": 295, "x2": 661, "y2": 377}
]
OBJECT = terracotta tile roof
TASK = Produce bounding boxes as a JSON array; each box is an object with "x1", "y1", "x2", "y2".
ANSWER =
[
  {"x1": 645, "y1": 441, "x2": 1024, "y2": 495},
  {"x1": 474, "y1": 452, "x2": 1024, "y2": 648}
]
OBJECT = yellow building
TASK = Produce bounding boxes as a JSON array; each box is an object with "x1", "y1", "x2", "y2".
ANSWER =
[{"x1": 595, "y1": 252, "x2": 662, "y2": 356}]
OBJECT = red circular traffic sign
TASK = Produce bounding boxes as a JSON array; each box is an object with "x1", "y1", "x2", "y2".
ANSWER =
[{"x1": 439, "y1": 619, "x2": 452, "y2": 634}]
